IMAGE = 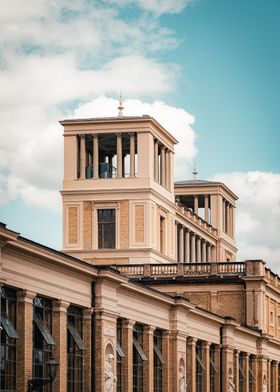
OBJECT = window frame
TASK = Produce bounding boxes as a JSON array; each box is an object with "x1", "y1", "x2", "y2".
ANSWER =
[
  {"x1": 32, "y1": 296, "x2": 54, "y2": 392},
  {"x1": 97, "y1": 208, "x2": 116, "y2": 249},
  {"x1": 67, "y1": 305, "x2": 84, "y2": 392},
  {"x1": 1, "y1": 286, "x2": 17, "y2": 392}
]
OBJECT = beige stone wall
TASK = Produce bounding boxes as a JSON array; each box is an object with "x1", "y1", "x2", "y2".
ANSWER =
[
  {"x1": 84, "y1": 257, "x2": 129, "y2": 265},
  {"x1": 120, "y1": 201, "x2": 129, "y2": 248},
  {"x1": 83, "y1": 201, "x2": 92, "y2": 250}
]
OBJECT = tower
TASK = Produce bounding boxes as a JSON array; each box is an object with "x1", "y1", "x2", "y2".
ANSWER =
[
  {"x1": 60, "y1": 114, "x2": 178, "y2": 264},
  {"x1": 174, "y1": 179, "x2": 238, "y2": 261}
]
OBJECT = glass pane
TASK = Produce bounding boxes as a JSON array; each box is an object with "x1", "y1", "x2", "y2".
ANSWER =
[
  {"x1": 1, "y1": 315, "x2": 19, "y2": 339},
  {"x1": 67, "y1": 322, "x2": 85, "y2": 350},
  {"x1": 34, "y1": 314, "x2": 55, "y2": 345},
  {"x1": 133, "y1": 338, "x2": 148, "y2": 361}
]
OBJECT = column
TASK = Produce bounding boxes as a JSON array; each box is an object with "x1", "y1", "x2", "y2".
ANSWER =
[
  {"x1": 185, "y1": 230, "x2": 190, "y2": 263},
  {"x1": 122, "y1": 320, "x2": 135, "y2": 392},
  {"x1": 93, "y1": 134, "x2": 99, "y2": 179},
  {"x1": 234, "y1": 350, "x2": 240, "y2": 392},
  {"x1": 191, "y1": 233, "x2": 196, "y2": 262},
  {"x1": 186, "y1": 337, "x2": 197, "y2": 392},
  {"x1": 165, "y1": 149, "x2": 170, "y2": 190},
  {"x1": 130, "y1": 133, "x2": 135, "y2": 177},
  {"x1": 16, "y1": 290, "x2": 36, "y2": 392},
  {"x1": 175, "y1": 222, "x2": 178, "y2": 261},
  {"x1": 226, "y1": 202, "x2": 230, "y2": 234},
  {"x1": 162, "y1": 331, "x2": 171, "y2": 392},
  {"x1": 194, "y1": 196, "x2": 199, "y2": 215},
  {"x1": 211, "y1": 245, "x2": 216, "y2": 262},
  {"x1": 154, "y1": 139, "x2": 159, "y2": 181},
  {"x1": 204, "y1": 195, "x2": 209, "y2": 223},
  {"x1": 160, "y1": 146, "x2": 166, "y2": 187},
  {"x1": 53, "y1": 300, "x2": 70, "y2": 392},
  {"x1": 250, "y1": 355, "x2": 257, "y2": 392},
  {"x1": 143, "y1": 326, "x2": 156, "y2": 392},
  {"x1": 257, "y1": 356, "x2": 268, "y2": 392},
  {"x1": 83, "y1": 308, "x2": 93, "y2": 392},
  {"x1": 117, "y1": 133, "x2": 122, "y2": 178},
  {"x1": 80, "y1": 135, "x2": 86, "y2": 179},
  {"x1": 268, "y1": 360, "x2": 272, "y2": 391},
  {"x1": 271, "y1": 361, "x2": 278, "y2": 392},
  {"x1": 207, "y1": 243, "x2": 212, "y2": 262},
  {"x1": 196, "y1": 237, "x2": 201, "y2": 263},
  {"x1": 179, "y1": 226, "x2": 184, "y2": 263},
  {"x1": 202, "y1": 342, "x2": 210, "y2": 392},
  {"x1": 202, "y1": 241, "x2": 207, "y2": 262}
]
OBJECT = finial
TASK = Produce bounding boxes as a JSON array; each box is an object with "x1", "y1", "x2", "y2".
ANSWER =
[
  {"x1": 118, "y1": 92, "x2": 124, "y2": 117},
  {"x1": 192, "y1": 160, "x2": 198, "y2": 180}
]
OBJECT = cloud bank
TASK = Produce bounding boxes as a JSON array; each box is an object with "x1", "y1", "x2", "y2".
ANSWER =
[{"x1": 212, "y1": 171, "x2": 280, "y2": 272}]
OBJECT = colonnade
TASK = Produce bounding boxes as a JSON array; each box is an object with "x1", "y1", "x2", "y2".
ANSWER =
[
  {"x1": 79, "y1": 133, "x2": 136, "y2": 179},
  {"x1": 154, "y1": 138, "x2": 172, "y2": 190},
  {"x1": 175, "y1": 223, "x2": 215, "y2": 263},
  {"x1": 223, "y1": 198, "x2": 234, "y2": 236}
]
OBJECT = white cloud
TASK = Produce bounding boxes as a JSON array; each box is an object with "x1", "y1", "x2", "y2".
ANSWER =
[
  {"x1": 0, "y1": 0, "x2": 188, "y2": 213},
  {"x1": 106, "y1": 0, "x2": 193, "y2": 14},
  {"x1": 211, "y1": 171, "x2": 280, "y2": 273}
]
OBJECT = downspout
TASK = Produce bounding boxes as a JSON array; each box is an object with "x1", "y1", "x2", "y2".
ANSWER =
[
  {"x1": 91, "y1": 281, "x2": 96, "y2": 392},
  {"x1": 220, "y1": 326, "x2": 223, "y2": 392}
]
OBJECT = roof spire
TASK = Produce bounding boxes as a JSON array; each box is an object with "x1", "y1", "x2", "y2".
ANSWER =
[
  {"x1": 192, "y1": 160, "x2": 198, "y2": 180},
  {"x1": 117, "y1": 92, "x2": 124, "y2": 118}
]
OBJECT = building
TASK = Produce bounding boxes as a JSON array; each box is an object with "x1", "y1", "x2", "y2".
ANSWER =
[{"x1": 1, "y1": 111, "x2": 280, "y2": 392}]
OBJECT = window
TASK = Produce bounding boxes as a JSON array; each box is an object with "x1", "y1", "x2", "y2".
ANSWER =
[
  {"x1": 117, "y1": 319, "x2": 125, "y2": 392},
  {"x1": 249, "y1": 356, "x2": 255, "y2": 392},
  {"x1": 210, "y1": 345, "x2": 217, "y2": 392},
  {"x1": 1, "y1": 286, "x2": 18, "y2": 391},
  {"x1": 67, "y1": 306, "x2": 84, "y2": 392},
  {"x1": 196, "y1": 341, "x2": 204, "y2": 392},
  {"x1": 154, "y1": 329, "x2": 164, "y2": 392},
  {"x1": 98, "y1": 209, "x2": 116, "y2": 249},
  {"x1": 133, "y1": 324, "x2": 147, "y2": 392},
  {"x1": 33, "y1": 296, "x2": 55, "y2": 392}
]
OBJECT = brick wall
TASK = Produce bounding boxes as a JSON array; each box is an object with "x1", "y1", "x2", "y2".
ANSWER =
[
  {"x1": 120, "y1": 201, "x2": 129, "y2": 248},
  {"x1": 83, "y1": 201, "x2": 92, "y2": 250}
]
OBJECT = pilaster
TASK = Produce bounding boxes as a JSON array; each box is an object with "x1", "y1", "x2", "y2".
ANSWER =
[
  {"x1": 83, "y1": 307, "x2": 93, "y2": 392},
  {"x1": 16, "y1": 289, "x2": 36, "y2": 392},
  {"x1": 202, "y1": 341, "x2": 210, "y2": 392},
  {"x1": 162, "y1": 331, "x2": 171, "y2": 392},
  {"x1": 52, "y1": 299, "x2": 70, "y2": 392},
  {"x1": 143, "y1": 325, "x2": 156, "y2": 392},
  {"x1": 186, "y1": 336, "x2": 197, "y2": 392},
  {"x1": 122, "y1": 319, "x2": 135, "y2": 392}
]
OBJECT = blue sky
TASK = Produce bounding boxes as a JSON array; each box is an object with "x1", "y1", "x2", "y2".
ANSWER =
[{"x1": 0, "y1": 0, "x2": 279, "y2": 269}]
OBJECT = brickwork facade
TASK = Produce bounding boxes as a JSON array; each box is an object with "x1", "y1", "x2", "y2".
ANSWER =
[
  {"x1": 16, "y1": 290, "x2": 36, "y2": 392},
  {"x1": 120, "y1": 200, "x2": 129, "y2": 248},
  {"x1": 83, "y1": 201, "x2": 92, "y2": 250}
]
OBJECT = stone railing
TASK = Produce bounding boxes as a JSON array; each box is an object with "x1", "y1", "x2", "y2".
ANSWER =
[
  {"x1": 175, "y1": 201, "x2": 218, "y2": 237},
  {"x1": 112, "y1": 262, "x2": 246, "y2": 279},
  {"x1": 265, "y1": 268, "x2": 280, "y2": 289}
]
